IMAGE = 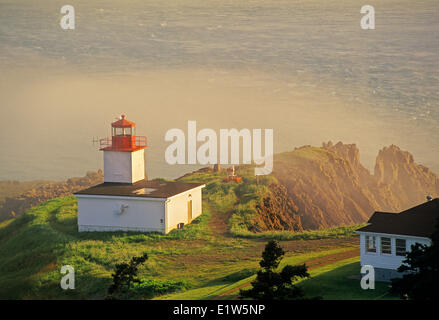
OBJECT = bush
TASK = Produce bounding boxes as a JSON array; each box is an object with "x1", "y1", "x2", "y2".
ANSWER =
[
  {"x1": 131, "y1": 279, "x2": 191, "y2": 298},
  {"x1": 239, "y1": 240, "x2": 310, "y2": 300},
  {"x1": 106, "y1": 253, "x2": 149, "y2": 300}
]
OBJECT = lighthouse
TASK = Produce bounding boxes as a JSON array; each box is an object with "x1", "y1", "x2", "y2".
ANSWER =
[
  {"x1": 100, "y1": 115, "x2": 147, "y2": 183},
  {"x1": 74, "y1": 115, "x2": 205, "y2": 234}
]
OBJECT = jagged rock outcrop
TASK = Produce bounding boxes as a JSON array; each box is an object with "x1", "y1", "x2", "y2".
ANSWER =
[
  {"x1": 322, "y1": 141, "x2": 402, "y2": 212},
  {"x1": 0, "y1": 170, "x2": 104, "y2": 221},
  {"x1": 374, "y1": 145, "x2": 439, "y2": 208},
  {"x1": 322, "y1": 141, "x2": 371, "y2": 183},
  {"x1": 254, "y1": 183, "x2": 303, "y2": 232},
  {"x1": 272, "y1": 145, "x2": 374, "y2": 229},
  {"x1": 271, "y1": 142, "x2": 439, "y2": 230}
]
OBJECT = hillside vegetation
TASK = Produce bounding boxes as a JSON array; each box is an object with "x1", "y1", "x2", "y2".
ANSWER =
[
  {"x1": 0, "y1": 167, "x2": 360, "y2": 299},
  {"x1": 178, "y1": 166, "x2": 361, "y2": 238}
]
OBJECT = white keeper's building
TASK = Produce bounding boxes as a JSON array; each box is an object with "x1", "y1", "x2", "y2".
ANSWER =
[
  {"x1": 74, "y1": 115, "x2": 205, "y2": 234},
  {"x1": 356, "y1": 198, "x2": 438, "y2": 281}
]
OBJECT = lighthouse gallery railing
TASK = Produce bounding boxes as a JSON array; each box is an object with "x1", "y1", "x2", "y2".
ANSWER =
[{"x1": 99, "y1": 136, "x2": 147, "y2": 150}]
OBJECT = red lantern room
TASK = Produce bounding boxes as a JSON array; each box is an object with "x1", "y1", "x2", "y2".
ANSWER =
[{"x1": 100, "y1": 115, "x2": 147, "y2": 151}]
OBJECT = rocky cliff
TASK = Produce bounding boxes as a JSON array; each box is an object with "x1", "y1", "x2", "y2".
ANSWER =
[
  {"x1": 374, "y1": 145, "x2": 439, "y2": 209},
  {"x1": 254, "y1": 183, "x2": 303, "y2": 232},
  {"x1": 270, "y1": 142, "x2": 439, "y2": 229},
  {"x1": 0, "y1": 170, "x2": 104, "y2": 221}
]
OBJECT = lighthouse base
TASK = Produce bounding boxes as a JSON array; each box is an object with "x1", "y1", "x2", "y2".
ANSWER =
[{"x1": 78, "y1": 224, "x2": 163, "y2": 233}]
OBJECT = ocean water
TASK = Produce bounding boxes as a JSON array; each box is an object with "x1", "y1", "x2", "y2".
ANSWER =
[{"x1": 0, "y1": 0, "x2": 438, "y2": 181}]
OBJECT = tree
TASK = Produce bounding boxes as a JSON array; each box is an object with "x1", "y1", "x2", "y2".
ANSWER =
[
  {"x1": 390, "y1": 219, "x2": 439, "y2": 300},
  {"x1": 106, "y1": 253, "x2": 148, "y2": 300},
  {"x1": 239, "y1": 240, "x2": 310, "y2": 300}
]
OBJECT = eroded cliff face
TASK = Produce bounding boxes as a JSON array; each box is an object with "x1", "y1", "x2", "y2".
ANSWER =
[
  {"x1": 374, "y1": 145, "x2": 439, "y2": 209},
  {"x1": 269, "y1": 142, "x2": 439, "y2": 230},
  {"x1": 254, "y1": 183, "x2": 303, "y2": 232}
]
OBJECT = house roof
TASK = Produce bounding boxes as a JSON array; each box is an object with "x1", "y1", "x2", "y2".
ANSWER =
[
  {"x1": 74, "y1": 179, "x2": 205, "y2": 199},
  {"x1": 356, "y1": 198, "x2": 439, "y2": 238}
]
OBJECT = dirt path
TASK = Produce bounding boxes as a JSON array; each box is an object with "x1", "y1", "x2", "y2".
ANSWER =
[
  {"x1": 213, "y1": 248, "x2": 360, "y2": 299},
  {"x1": 208, "y1": 206, "x2": 233, "y2": 236}
]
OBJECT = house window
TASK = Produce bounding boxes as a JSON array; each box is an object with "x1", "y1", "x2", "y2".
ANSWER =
[
  {"x1": 365, "y1": 235, "x2": 376, "y2": 253},
  {"x1": 381, "y1": 237, "x2": 391, "y2": 254},
  {"x1": 396, "y1": 239, "x2": 407, "y2": 256}
]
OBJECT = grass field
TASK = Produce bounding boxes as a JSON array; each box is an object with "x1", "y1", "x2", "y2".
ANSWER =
[
  {"x1": 297, "y1": 261, "x2": 399, "y2": 300},
  {"x1": 156, "y1": 247, "x2": 359, "y2": 300},
  {"x1": 159, "y1": 255, "x2": 398, "y2": 300}
]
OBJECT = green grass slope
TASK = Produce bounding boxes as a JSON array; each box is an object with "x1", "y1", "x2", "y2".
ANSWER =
[{"x1": 297, "y1": 261, "x2": 398, "y2": 300}]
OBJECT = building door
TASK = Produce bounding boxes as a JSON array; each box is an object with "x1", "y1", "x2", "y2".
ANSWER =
[{"x1": 187, "y1": 200, "x2": 192, "y2": 223}]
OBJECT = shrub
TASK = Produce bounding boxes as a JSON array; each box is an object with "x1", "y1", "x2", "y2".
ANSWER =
[
  {"x1": 239, "y1": 240, "x2": 310, "y2": 300},
  {"x1": 131, "y1": 279, "x2": 191, "y2": 298},
  {"x1": 106, "y1": 253, "x2": 148, "y2": 300}
]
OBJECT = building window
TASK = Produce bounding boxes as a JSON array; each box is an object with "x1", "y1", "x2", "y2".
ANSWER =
[
  {"x1": 365, "y1": 235, "x2": 376, "y2": 253},
  {"x1": 177, "y1": 223, "x2": 184, "y2": 230},
  {"x1": 396, "y1": 239, "x2": 407, "y2": 256},
  {"x1": 381, "y1": 237, "x2": 391, "y2": 254},
  {"x1": 114, "y1": 127, "x2": 123, "y2": 136}
]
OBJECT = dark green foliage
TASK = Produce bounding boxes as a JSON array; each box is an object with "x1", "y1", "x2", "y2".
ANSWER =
[
  {"x1": 260, "y1": 240, "x2": 285, "y2": 271},
  {"x1": 106, "y1": 253, "x2": 148, "y2": 300},
  {"x1": 239, "y1": 240, "x2": 310, "y2": 300},
  {"x1": 131, "y1": 279, "x2": 191, "y2": 298},
  {"x1": 390, "y1": 219, "x2": 439, "y2": 300}
]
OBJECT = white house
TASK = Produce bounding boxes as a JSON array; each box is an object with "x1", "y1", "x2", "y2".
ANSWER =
[
  {"x1": 74, "y1": 115, "x2": 205, "y2": 234},
  {"x1": 356, "y1": 198, "x2": 438, "y2": 281}
]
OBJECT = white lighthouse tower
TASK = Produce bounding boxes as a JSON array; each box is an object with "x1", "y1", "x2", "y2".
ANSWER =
[
  {"x1": 99, "y1": 115, "x2": 147, "y2": 183},
  {"x1": 74, "y1": 115, "x2": 205, "y2": 234}
]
